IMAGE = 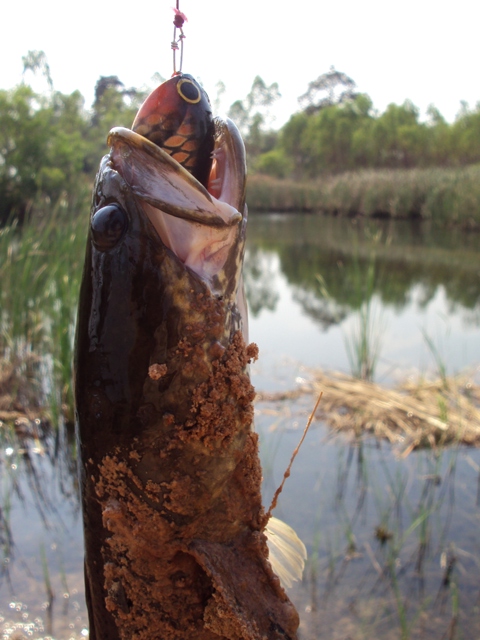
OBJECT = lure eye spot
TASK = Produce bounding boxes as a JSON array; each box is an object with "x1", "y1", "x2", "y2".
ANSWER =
[
  {"x1": 177, "y1": 78, "x2": 201, "y2": 104},
  {"x1": 91, "y1": 204, "x2": 127, "y2": 251}
]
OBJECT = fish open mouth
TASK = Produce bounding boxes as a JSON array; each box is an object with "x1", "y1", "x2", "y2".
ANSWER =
[{"x1": 108, "y1": 117, "x2": 247, "y2": 285}]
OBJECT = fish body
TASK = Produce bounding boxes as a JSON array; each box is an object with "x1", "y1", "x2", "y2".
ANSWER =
[{"x1": 74, "y1": 77, "x2": 301, "y2": 640}]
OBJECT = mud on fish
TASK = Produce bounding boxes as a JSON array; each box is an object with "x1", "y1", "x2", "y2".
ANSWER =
[{"x1": 74, "y1": 73, "x2": 305, "y2": 640}]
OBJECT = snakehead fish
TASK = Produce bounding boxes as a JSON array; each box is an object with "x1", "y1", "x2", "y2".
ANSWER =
[{"x1": 74, "y1": 73, "x2": 304, "y2": 640}]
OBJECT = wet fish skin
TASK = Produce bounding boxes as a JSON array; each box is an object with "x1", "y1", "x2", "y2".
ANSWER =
[{"x1": 74, "y1": 115, "x2": 300, "y2": 639}]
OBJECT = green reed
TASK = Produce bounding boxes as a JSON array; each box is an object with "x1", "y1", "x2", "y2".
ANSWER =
[
  {"x1": 247, "y1": 165, "x2": 480, "y2": 227},
  {"x1": 327, "y1": 441, "x2": 465, "y2": 638},
  {"x1": 40, "y1": 541, "x2": 54, "y2": 607},
  {"x1": 420, "y1": 326, "x2": 450, "y2": 389},
  {"x1": 0, "y1": 196, "x2": 89, "y2": 425},
  {"x1": 343, "y1": 232, "x2": 386, "y2": 381}
]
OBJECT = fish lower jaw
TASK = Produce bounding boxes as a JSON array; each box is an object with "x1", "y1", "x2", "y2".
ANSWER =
[{"x1": 142, "y1": 202, "x2": 237, "y2": 283}]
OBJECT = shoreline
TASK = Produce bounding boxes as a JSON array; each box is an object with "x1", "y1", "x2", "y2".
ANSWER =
[{"x1": 246, "y1": 165, "x2": 480, "y2": 229}]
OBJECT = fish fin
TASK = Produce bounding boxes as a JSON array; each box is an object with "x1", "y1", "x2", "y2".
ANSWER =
[{"x1": 265, "y1": 516, "x2": 307, "y2": 589}]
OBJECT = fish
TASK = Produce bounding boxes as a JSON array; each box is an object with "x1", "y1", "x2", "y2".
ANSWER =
[{"x1": 74, "y1": 73, "x2": 305, "y2": 640}]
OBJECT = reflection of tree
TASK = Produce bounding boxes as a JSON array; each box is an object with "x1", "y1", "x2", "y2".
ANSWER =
[
  {"x1": 0, "y1": 418, "x2": 79, "y2": 582},
  {"x1": 246, "y1": 214, "x2": 480, "y2": 322},
  {"x1": 291, "y1": 286, "x2": 347, "y2": 329},
  {"x1": 243, "y1": 247, "x2": 280, "y2": 317}
]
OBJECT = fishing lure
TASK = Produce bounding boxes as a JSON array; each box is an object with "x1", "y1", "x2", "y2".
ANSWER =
[{"x1": 132, "y1": 73, "x2": 215, "y2": 187}]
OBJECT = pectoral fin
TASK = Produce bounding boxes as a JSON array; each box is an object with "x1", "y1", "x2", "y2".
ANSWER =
[{"x1": 265, "y1": 517, "x2": 307, "y2": 589}]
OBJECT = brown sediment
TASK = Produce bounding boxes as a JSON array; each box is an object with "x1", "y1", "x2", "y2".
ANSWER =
[
  {"x1": 148, "y1": 363, "x2": 167, "y2": 380},
  {"x1": 94, "y1": 330, "x2": 298, "y2": 640},
  {"x1": 181, "y1": 332, "x2": 258, "y2": 448},
  {"x1": 0, "y1": 353, "x2": 47, "y2": 425}
]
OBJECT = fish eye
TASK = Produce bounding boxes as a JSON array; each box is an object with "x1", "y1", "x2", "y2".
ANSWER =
[
  {"x1": 176, "y1": 78, "x2": 201, "y2": 104},
  {"x1": 91, "y1": 204, "x2": 127, "y2": 251}
]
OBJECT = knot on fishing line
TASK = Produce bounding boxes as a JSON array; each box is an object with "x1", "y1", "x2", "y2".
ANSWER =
[
  {"x1": 172, "y1": 6, "x2": 188, "y2": 74},
  {"x1": 173, "y1": 8, "x2": 187, "y2": 29}
]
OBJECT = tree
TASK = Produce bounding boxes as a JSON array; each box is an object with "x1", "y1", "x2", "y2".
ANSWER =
[
  {"x1": 370, "y1": 101, "x2": 425, "y2": 168},
  {"x1": 85, "y1": 76, "x2": 145, "y2": 173},
  {"x1": 0, "y1": 85, "x2": 88, "y2": 225},
  {"x1": 298, "y1": 67, "x2": 358, "y2": 114},
  {"x1": 22, "y1": 50, "x2": 54, "y2": 92},
  {"x1": 227, "y1": 76, "x2": 281, "y2": 160},
  {"x1": 279, "y1": 112, "x2": 310, "y2": 176},
  {"x1": 451, "y1": 103, "x2": 480, "y2": 165},
  {"x1": 278, "y1": 94, "x2": 374, "y2": 176}
]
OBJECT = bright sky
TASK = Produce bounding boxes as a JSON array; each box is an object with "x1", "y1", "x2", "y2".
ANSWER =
[{"x1": 2, "y1": 0, "x2": 479, "y2": 127}]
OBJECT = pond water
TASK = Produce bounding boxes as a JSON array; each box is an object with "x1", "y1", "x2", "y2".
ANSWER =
[
  {"x1": 1, "y1": 213, "x2": 480, "y2": 639},
  {"x1": 246, "y1": 213, "x2": 480, "y2": 390}
]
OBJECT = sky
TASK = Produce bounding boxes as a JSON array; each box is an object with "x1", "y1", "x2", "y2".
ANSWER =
[{"x1": 2, "y1": 0, "x2": 479, "y2": 128}]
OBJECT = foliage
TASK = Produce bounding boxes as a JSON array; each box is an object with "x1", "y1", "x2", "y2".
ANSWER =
[
  {"x1": 0, "y1": 52, "x2": 145, "y2": 226},
  {"x1": 253, "y1": 148, "x2": 293, "y2": 179},
  {"x1": 298, "y1": 66, "x2": 358, "y2": 114},
  {"x1": 255, "y1": 69, "x2": 480, "y2": 178},
  {"x1": 0, "y1": 204, "x2": 88, "y2": 425},
  {"x1": 227, "y1": 76, "x2": 281, "y2": 161},
  {"x1": 247, "y1": 166, "x2": 480, "y2": 228},
  {"x1": 2, "y1": 53, "x2": 480, "y2": 224}
]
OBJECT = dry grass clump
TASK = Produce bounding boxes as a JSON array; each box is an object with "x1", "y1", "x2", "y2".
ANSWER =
[
  {"x1": 0, "y1": 353, "x2": 47, "y2": 426},
  {"x1": 256, "y1": 370, "x2": 480, "y2": 454}
]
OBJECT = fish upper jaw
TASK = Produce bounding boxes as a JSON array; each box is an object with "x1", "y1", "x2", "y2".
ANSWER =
[
  {"x1": 107, "y1": 118, "x2": 247, "y2": 290},
  {"x1": 208, "y1": 117, "x2": 247, "y2": 213}
]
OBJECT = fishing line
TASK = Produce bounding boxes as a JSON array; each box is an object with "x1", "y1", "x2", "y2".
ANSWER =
[
  {"x1": 172, "y1": 1, "x2": 187, "y2": 75},
  {"x1": 265, "y1": 390, "x2": 323, "y2": 521}
]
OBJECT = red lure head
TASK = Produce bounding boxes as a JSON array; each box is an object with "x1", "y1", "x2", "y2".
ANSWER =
[{"x1": 132, "y1": 74, "x2": 214, "y2": 187}]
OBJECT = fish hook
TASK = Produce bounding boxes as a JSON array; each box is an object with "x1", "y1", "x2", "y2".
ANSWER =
[{"x1": 172, "y1": 2, "x2": 188, "y2": 75}]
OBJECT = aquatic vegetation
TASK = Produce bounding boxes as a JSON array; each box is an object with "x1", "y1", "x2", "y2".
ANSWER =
[
  {"x1": 247, "y1": 165, "x2": 480, "y2": 228},
  {"x1": 0, "y1": 205, "x2": 87, "y2": 426},
  {"x1": 254, "y1": 402, "x2": 480, "y2": 639},
  {"x1": 257, "y1": 371, "x2": 480, "y2": 452},
  {"x1": 344, "y1": 294, "x2": 384, "y2": 381},
  {"x1": 342, "y1": 232, "x2": 386, "y2": 381}
]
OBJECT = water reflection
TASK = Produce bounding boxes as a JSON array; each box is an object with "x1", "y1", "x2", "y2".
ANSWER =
[
  {"x1": 1, "y1": 213, "x2": 479, "y2": 639},
  {"x1": 246, "y1": 214, "x2": 480, "y2": 385},
  {"x1": 0, "y1": 421, "x2": 87, "y2": 639},
  {"x1": 247, "y1": 214, "x2": 480, "y2": 315},
  {"x1": 256, "y1": 398, "x2": 480, "y2": 640}
]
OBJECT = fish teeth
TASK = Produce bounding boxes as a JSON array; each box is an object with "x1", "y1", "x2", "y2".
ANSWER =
[{"x1": 211, "y1": 146, "x2": 225, "y2": 159}]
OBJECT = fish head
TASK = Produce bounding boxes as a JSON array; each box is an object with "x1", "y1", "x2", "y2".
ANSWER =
[{"x1": 107, "y1": 114, "x2": 247, "y2": 311}]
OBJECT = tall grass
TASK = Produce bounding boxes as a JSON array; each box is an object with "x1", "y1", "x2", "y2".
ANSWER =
[
  {"x1": 0, "y1": 198, "x2": 88, "y2": 425},
  {"x1": 316, "y1": 230, "x2": 387, "y2": 381},
  {"x1": 343, "y1": 240, "x2": 385, "y2": 382},
  {"x1": 247, "y1": 165, "x2": 480, "y2": 227}
]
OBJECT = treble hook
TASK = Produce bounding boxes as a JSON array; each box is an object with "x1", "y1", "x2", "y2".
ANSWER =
[{"x1": 172, "y1": 2, "x2": 188, "y2": 75}]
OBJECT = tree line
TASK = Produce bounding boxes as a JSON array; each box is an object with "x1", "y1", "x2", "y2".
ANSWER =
[
  {"x1": 1, "y1": 54, "x2": 479, "y2": 225},
  {"x1": 253, "y1": 68, "x2": 480, "y2": 178}
]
